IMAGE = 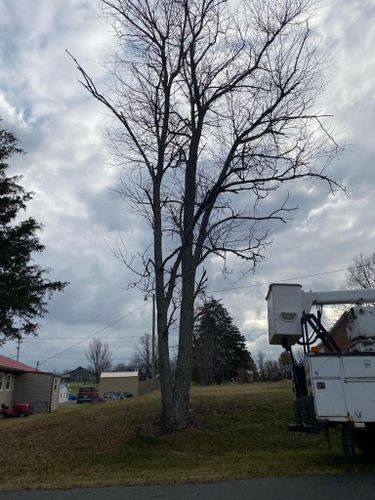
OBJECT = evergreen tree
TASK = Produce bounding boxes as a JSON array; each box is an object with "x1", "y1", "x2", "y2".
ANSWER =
[
  {"x1": 193, "y1": 298, "x2": 254, "y2": 384},
  {"x1": 0, "y1": 121, "x2": 66, "y2": 344}
]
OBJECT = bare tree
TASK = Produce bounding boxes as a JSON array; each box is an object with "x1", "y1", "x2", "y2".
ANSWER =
[
  {"x1": 278, "y1": 351, "x2": 292, "y2": 379},
  {"x1": 85, "y1": 338, "x2": 112, "y2": 383},
  {"x1": 112, "y1": 362, "x2": 135, "y2": 372},
  {"x1": 293, "y1": 347, "x2": 305, "y2": 365},
  {"x1": 347, "y1": 252, "x2": 375, "y2": 289},
  {"x1": 320, "y1": 251, "x2": 375, "y2": 337},
  {"x1": 70, "y1": 0, "x2": 340, "y2": 430},
  {"x1": 254, "y1": 350, "x2": 267, "y2": 381},
  {"x1": 130, "y1": 333, "x2": 157, "y2": 379},
  {"x1": 264, "y1": 359, "x2": 281, "y2": 381}
]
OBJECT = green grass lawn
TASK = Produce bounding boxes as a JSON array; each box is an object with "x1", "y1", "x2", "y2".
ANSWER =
[{"x1": 1, "y1": 381, "x2": 374, "y2": 491}]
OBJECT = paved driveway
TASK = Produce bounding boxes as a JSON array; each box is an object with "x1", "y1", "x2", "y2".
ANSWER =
[{"x1": 1, "y1": 475, "x2": 375, "y2": 500}]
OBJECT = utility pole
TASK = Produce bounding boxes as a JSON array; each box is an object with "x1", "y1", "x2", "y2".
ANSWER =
[
  {"x1": 16, "y1": 335, "x2": 21, "y2": 361},
  {"x1": 151, "y1": 293, "x2": 156, "y2": 387}
]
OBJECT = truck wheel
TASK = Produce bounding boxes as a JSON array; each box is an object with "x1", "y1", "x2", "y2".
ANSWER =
[{"x1": 353, "y1": 426, "x2": 375, "y2": 457}]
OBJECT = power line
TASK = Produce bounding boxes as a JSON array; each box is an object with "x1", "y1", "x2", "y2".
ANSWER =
[
  {"x1": 13, "y1": 355, "x2": 134, "y2": 361},
  {"x1": 13, "y1": 266, "x2": 348, "y2": 367},
  {"x1": 209, "y1": 268, "x2": 347, "y2": 294},
  {"x1": 18, "y1": 332, "x2": 180, "y2": 341},
  {"x1": 38, "y1": 302, "x2": 149, "y2": 367},
  {"x1": 20, "y1": 337, "x2": 144, "y2": 342}
]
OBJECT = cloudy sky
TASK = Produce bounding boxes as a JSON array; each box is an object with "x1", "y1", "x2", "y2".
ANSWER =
[{"x1": 0, "y1": 0, "x2": 374, "y2": 373}]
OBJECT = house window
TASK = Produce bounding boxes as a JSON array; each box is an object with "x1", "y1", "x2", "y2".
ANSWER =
[
  {"x1": 53, "y1": 378, "x2": 58, "y2": 391},
  {"x1": 5, "y1": 374, "x2": 12, "y2": 391},
  {"x1": 0, "y1": 374, "x2": 3, "y2": 391}
]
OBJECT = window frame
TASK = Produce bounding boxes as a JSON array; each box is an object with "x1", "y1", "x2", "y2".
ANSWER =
[{"x1": 5, "y1": 374, "x2": 12, "y2": 391}]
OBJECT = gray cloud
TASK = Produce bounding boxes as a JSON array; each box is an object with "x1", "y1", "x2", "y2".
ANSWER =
[{"x1": 1, "y1": 0, "x2": 375, "y2": 369}]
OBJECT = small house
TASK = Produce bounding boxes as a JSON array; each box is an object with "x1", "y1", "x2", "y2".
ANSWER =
[
  {"x1": 99, "y1": 371, "x2": 155, "y2": 397},
  {"x1": 0, "y1": 354, "x2": 60, "y2": 413},
  {"x1": 61, "y1": 366, "x2": 96, "y2": 383},
  {"x1": 317, "y1": 311, "x2": 352, "y2": 353},
  {"x1": 58, "y1": 382, "x2": 69, "y2": 403}
]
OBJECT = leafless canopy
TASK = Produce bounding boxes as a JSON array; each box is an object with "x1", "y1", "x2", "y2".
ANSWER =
[
  {"x1": 130, "y1": 333, "x2": 157, "y2": 376},
  {"x1": 347, "y1": 252, "x2": 375, "y2": 289},
  {"x1": 85, "y1": 338, "x2": 112, "y2": 382},
  {"x1": 70, "y1": 0, "x2": 340, "y2": 429}
]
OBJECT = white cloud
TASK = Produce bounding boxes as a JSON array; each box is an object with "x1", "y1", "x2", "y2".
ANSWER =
[{"x1": 1, "y1": 0, "x2": 375, "y2": 370}]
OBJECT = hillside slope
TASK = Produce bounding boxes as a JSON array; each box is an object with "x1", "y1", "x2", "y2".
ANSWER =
[{"x1": 1, "y1": 382, "x2": 374, "y2": 490}]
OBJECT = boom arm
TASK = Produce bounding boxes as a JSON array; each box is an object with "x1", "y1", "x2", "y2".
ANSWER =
[
  {"x1": 267, "y1": 284, "x2": 375, "y2": 346},
  {"x1": 302, "y1": 289, "x2": 375, "y2": 310}
]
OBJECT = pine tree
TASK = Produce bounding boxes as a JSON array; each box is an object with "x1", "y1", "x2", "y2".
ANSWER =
[
  {"x1": 193, "y1": 298, "x2": 254, "y2": 385},
  {"x1": 0, "y1": 121, "x2": 66, "y2": 344}
]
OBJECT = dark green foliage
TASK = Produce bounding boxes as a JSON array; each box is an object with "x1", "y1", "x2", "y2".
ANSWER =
[
  {"x1": 0, "y1": 121, "x2": 67, "y2": 343},
  {"x1": 193, "y1": 297, "x2": 255, "y2": 385}
]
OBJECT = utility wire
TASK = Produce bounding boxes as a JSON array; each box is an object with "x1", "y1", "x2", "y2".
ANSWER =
[
  {"x1": 26, "y1": 266, "x2": 347, "y2": 366},
  {"x1": 11, "y1": 355, "x2": 134, "y2": 361},
  {"x1": 38, "y1": 302, "x2": 149, "y2": 367},
  {"x1": 21, "y1": 336, "x2": 155, "y2": 341},
  {"x1": 209, "y1": 268, "x2": 347, "y2": 293},
  {"x1": 19, "y1": 330, "x2": 262, "y2": 342}
]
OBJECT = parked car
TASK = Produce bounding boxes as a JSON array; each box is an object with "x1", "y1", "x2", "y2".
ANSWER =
[
  {"x1": 77, "y1": 386, "x2": 99, "y2": 404},
  {"x1": 115, "y1": 391, "x2": 133, "y2": 399},
  {"x1": 103, "y1": 391, "x2": 117, "y2": 401},
  {"x1": 68, "y1": 392, "x2": 77, "y2": 401},
  {"x1": 103, "y1": 391, "x2": 133, "y2": 401}
]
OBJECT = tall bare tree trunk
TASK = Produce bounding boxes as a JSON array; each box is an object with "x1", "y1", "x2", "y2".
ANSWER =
[
  {"x1": 153, "y1": 177, "x2": 174, "y2": 426},
  {"x1": 170, "y1": 132, "x2": 200, "y2": 428},
  {"x1": 71, "y1": 0, "x2": 341, "y2": 431},
  {"x1": 172, "y1": 262, "x2": 195, "y2": 428},
  {"x1": 157, "y1": 305, "x2": 173, "y2": 426}
]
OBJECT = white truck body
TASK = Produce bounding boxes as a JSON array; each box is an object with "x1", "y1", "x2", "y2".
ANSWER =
[
  {"x1": 266, "y1": 283, "x2": 375, "y2": 455},
  {"x1": 306, "y1": 353, "x2": 375, "y2": 423}
]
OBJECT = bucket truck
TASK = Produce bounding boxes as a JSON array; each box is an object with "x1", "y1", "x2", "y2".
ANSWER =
[{"x1": 267, "y1": 283, "x2": 375, "y2": 457}]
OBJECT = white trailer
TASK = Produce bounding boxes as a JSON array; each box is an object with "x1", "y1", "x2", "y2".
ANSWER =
[{"x1": 266, "y1": 283, "x2": 375, "y2": 457}]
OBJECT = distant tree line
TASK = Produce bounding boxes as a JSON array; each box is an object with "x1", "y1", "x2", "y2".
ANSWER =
[
  {"x1": 83, "y1": 299, "x2": 304, "y2": 385},
  {"x1": 254, "y1": 349, "x2": 304, "y2": 382}
]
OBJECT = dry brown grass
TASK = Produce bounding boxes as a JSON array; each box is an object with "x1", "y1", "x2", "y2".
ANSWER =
[{"x1": 1, "y1": 382, "x2": 375, "y2": 491}]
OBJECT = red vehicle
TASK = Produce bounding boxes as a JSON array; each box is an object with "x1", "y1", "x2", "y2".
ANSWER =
[
  {"x1": 77, "y1": 386, "x2": 99, "y2": 404},
  {"x1": 0, "y1": 402, "x2": 30, "y2": 418}
]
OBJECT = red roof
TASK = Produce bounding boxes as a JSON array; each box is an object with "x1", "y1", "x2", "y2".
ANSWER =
[{"x1": 0, "y1": 354, "x2": 38, "y2": 373}]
